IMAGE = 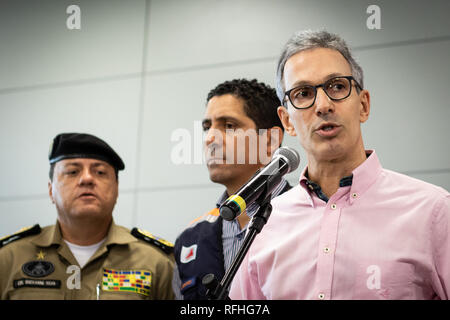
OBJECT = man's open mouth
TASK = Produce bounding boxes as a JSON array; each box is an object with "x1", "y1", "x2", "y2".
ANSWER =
[{"x1": 315, "y1": 122, "x2": 341, "y2": 137}]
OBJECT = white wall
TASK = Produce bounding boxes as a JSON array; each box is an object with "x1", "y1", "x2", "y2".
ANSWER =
[{"x1": 1, "y1": 0, "x2": 449, "y2": 242}]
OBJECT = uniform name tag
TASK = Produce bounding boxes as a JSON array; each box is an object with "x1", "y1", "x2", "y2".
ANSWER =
[{"x1": 13, "y1": 278, "x2": 61, "y2": 289}]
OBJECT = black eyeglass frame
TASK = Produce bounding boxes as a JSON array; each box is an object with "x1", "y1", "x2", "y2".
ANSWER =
[{"x1": 283, "y1": 76, "x2": 363, "y2": 110}]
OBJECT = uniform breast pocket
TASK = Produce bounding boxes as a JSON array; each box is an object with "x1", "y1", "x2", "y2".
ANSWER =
[
  {"x1": 99, "y1": 291, "x2": 149, "y2": 300},
  {"x1": 352, "y1": 261, "x2": 414, "y2": 300},
  {"x1": 9, "y1": 288, "x2": 65, "y2": 300}
]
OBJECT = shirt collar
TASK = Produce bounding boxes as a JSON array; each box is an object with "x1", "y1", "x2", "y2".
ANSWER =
[
  {"x1": 30, "y1": 219, "x2": 137, "y2": 247},
  {"x1": 347, "y1": 150, "x2": 382, "y2": 204},
  {"x1": 31, "y1": 223, "x2": 61, "y2": 247},
  {"x1": 299, "y1": 150, "x2": 382, "y2": 205},
  {"x1": 104, "y1": 220, "x2": 138, "y2": 246}
]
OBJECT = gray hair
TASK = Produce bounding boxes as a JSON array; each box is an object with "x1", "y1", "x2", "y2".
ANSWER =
[{"x1": 276, "y1": 30, "x2": 364, "y2": 104}]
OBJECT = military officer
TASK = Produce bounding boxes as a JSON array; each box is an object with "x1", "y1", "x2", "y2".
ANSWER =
[{"x1": 0, "y1": 133, "x2": 175, "y2": 300}]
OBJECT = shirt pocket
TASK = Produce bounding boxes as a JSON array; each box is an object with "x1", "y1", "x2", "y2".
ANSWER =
[
  {"x1": 9, "y1": 288, "x2": 65, "y2": 300},
  {"x1": 352, "y1": 260, "x2": 414, "y2": 300},
  {"x1": 99, "y1": 291, "x2": 149, "y2": 300}
]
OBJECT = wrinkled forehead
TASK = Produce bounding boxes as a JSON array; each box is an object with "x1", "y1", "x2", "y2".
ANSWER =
[{"x1": 283, "y1": 48, "x2": 352, "y2": 89}]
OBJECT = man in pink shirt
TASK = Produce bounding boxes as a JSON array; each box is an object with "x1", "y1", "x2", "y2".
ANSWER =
[{"x1": 229, "y1": 30, "x2": 450, "y2": 300}]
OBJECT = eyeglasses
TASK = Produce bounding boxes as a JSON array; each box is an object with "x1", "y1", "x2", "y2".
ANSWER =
[{"x1": 283, "y1": 76, "x2": 363, "y2": 109}]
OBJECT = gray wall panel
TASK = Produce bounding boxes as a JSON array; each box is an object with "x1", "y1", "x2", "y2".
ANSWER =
[{"x1": 0, "y1": 0, "x2": 448, "y2": 240}]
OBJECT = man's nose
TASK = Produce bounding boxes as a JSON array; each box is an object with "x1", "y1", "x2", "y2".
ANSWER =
[
  {"x1": 204, "y1": 127, "x2": 225, "y2": 147},
  {"x1": 205, "y1": 129, "x2": 215, "y2": 146},
  {"x1": 314, "y1": 87, "x2": 335, "y2": 116},
  {"x1": 79, "y1": 168, "x2": 94, "y2": 185}
]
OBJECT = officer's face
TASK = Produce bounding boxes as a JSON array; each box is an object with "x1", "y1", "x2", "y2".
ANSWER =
[
  {"x1": 202, "y1": 94, "x2": 266, "y2": 192},
  {"x1": 48, "y1": 158, "x2": 118, "y2": 223}
]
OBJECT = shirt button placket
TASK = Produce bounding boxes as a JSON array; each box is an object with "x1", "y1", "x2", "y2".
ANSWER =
[{"x1": 315, "y1": 201, "x2": 340, "y2": 300}]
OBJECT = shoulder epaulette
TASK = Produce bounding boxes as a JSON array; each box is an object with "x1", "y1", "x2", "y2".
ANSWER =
[
  {"x1": 131, "y1": 228, "x2": 174, "y2": 254},
  {"x1": 0, "y1": 224, "x2": 41, "y2": 248}
]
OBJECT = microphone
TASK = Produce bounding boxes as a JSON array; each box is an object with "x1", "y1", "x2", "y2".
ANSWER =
[{"x1": 219, "y1": 146, "x2": 300, "y2": 221}]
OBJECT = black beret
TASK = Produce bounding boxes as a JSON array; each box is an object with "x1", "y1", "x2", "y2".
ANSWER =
[{"x1": 48, "y1": 133, "x2": 125, "y2": 171}]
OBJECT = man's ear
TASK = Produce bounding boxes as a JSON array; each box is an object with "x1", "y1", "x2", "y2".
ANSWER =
[
  {"x1": 277, "y1": 106, "x2": 297, "y2": 137},
  {"x1": 359, "y1": 90, "x2": 371, "y2": 123},
  {"x1": 266, "y1": 126, "x2": 284, "y2": 157},
  {"x1": 48, "y1": 181, "x2": 55, "y2": 204},
  {"x1": 257, "y1": 126, "x2": 283, "y2": 166}
]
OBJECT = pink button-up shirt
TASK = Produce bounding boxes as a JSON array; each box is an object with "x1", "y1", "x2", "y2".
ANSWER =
[{"x1": 229, "y1": 150, "x2": 450, "y2": 300}]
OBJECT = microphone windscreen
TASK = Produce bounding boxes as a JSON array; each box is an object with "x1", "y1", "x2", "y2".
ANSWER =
[{"x1": 273, "y1": 147, "x2": 300, "y2": 173}]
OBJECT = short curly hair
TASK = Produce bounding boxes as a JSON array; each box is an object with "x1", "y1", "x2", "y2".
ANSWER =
[{"x1": 206, "y1": 79, "x2": 284, "y2": 132}]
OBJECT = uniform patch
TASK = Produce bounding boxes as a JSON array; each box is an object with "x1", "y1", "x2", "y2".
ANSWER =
[
  {"x1": 180, "y1": 244, "x2": 198, "y2": 263},
  {"x1": 22, "y1": 260, "x2": 55, "y2": 278},
  {"x1": 131, "y1": 227, "x2": 174, "y2": 254},
  {"x1": 102, "y1": 268, "x2": 152, "y2": 296},
  {"x1": 13, "y1": 278, "x2": 61, "y2": 289},
  {"x1": 180, "y1": 277, "x2": 196, "y2": 293}
]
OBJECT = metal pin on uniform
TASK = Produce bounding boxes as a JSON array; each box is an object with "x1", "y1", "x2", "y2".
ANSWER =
[{"x1": 96, "y1": 283, "x2": 100, "y2": 300}]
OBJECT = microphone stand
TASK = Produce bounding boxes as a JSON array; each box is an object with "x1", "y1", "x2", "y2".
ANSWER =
[{"x1": 203, "y1": 196, "x2": 273, "y2": 300}]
